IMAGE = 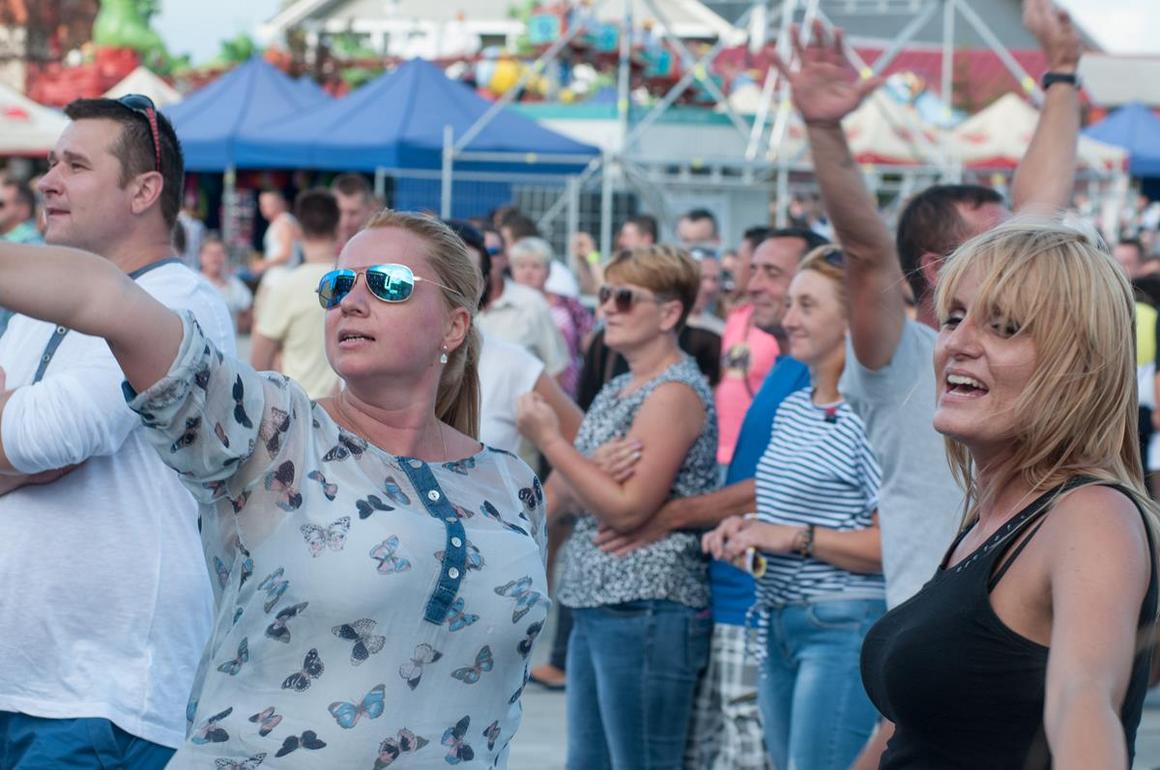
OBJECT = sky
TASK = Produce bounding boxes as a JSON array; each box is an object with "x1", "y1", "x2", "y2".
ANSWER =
[{"x1": 153, "y1": 0, "x2": 1160, "y2": 65}]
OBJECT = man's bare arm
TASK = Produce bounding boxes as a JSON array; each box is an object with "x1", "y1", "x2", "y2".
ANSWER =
[
  {"x1": 1010, "y1": 0, "x2": 1082, "y2": 213},
  {"x1": 775, "y1": 24, "x2": 905, "y2": 371}
]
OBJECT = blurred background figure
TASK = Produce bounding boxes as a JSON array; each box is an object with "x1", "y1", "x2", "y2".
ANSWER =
[
  {"x1": 175, "y1": 193, "x2": 204, "y2": 270},
  {"x1": 198, "y1": 233, "x2": 252, "y2": 335},
  {"x1": 250, "y1": 188, "x2": 341, "y2": 398},
  {"x1": 678, "y1": 207, "x2": 721, "y2": 251},
  {"x1": 331, "y1": 172, "x2": 378, "y2": 247},
  {"x1": 510, "y1": 236, "x2": 593, "y2": 398},
  {"x1": 0, "y1": 179, "x2": 42, "y2": 246}
]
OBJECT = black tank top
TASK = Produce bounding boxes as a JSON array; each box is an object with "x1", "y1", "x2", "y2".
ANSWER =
[{"x1": 860, "y1": 478, "x2": 1158, "y2": 769}]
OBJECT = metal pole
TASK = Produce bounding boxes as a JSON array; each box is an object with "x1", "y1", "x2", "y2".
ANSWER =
[
  {"x1": 868, "y1": 0, "x2": 940, "y2": 76},
  {"x1": 941, "y1": 0, "x2": 955, "y2": 124},
  {"x1": 600, "y1": 154, "x2": 614, "y2": 261},
  {"x1": 775, "y1": 162, "x2": 790, "y2": 227},
  {"x1": 767, "y1": 0, "x2": 807, "y2": 161},
  {"x1": 616, "y1": 0, "x2": 632, "y2": 153},
  {"x1": 440, "y1": 125, "x2": 453, "y2": 219},
  {"x1": 373, "y1": 167, "x2": 386, "y2": 201},
  {"x1": 566, "y1": 176, "x2": 581, "y2": 244}
]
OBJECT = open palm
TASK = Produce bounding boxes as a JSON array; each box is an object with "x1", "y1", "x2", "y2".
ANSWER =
[{"x1": 774, "y1": 22, "x2": 882, "y2": 125}]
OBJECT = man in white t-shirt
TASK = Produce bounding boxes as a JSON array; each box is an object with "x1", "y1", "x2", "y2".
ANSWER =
[
  {"x1": 0, "y1": 97, "x2": 235, "y2": 768},
  {"x1": 251, "y1": 188, "x2": 342, "y2": 398}
]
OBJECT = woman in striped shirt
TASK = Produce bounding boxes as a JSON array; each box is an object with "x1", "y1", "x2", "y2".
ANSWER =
[{"x1": 703, "y1": 246, "x2": 884, "y2": 770}]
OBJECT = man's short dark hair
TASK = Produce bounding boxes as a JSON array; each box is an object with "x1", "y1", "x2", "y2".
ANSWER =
[
  {"x1": 681, "y1": 207, "x2": 719, "y2": 237},
  {"x1": 742, "y1": 225, "x2": 772, "y2": 248},
  {"x1": 63, "y1": 98, "x2": 184, "y2": 230},
  {"x1": 501, "y1": 213, "x2": 539, "y2": 242},
  {"x1": 896, "y1": 184, "x2": 1004, "y2": 302},
  {"x1": 759, "y1": 226, "x2": 830, "y2": 258},
  {"x1": 2, "y1": 179, "x2": 36, "y2": 216},
  {"x1": 331, "y1": 173, "x2": 372, "y2": 201},
  {"x1": 294, "y1": 188, "x2": 340, "y2": 240},
  {"x1": 625, "y1": 214, "x2": 659, "y2": 242},
  {"x1": 1118, "y1": 237, "x2": 1145, "y2": 259},
  {"x1": 446, "y1": 220, "x2": 491, "y2": 311}
]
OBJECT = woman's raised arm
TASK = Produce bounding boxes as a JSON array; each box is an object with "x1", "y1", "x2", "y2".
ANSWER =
[{"x1": 0, "y1": 242, "x2": 183, "y2": 391}]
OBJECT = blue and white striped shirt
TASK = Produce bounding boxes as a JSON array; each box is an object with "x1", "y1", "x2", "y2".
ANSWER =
[{"x1": 753, "y1": 388, "x2": 885, "y2": 607}]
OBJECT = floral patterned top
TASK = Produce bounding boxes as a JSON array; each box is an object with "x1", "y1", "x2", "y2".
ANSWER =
[
  {"x1": 127, "y1": 314, "x2": 550, "y2": 770},
  {"x1": 556, "y1": 354, "x2": 717, "y2": 610}
]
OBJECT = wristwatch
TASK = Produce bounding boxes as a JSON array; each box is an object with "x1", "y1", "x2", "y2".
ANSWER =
[
  {"x1": 796, "y1": 524, "x2": 816, "y2": 559},
  {"x1": 1042, "y1": 71, "x2": 1080, "y2": 91}
]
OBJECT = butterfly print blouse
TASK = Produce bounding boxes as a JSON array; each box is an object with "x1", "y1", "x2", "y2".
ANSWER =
[{"x1": 127, "y1": 315, "x2": 550, "y2": 769}]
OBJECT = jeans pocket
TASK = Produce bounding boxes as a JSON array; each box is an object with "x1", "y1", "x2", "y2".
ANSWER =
[
  {"x1": 804, "y1": 600, "x2": 869, "y2": 631},
  {"x1": 599, "y1": 600, "x2": 653, "y2": 618}
]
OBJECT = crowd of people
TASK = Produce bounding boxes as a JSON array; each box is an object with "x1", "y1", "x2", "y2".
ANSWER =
[{"x1": 0, "y1": 1, "x2": 1158, "y2": 769}]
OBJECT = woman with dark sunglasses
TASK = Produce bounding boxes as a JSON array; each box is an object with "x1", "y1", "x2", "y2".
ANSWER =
[
  {"x1": 516, "y1": 245, "x2": 717, "y2": 770},
  {"x1": 0, "y1": 211, "x2": 549, "y2": 769},
  {"x1": 702, "y1": 246, "x2": 885, "y2": 770}
]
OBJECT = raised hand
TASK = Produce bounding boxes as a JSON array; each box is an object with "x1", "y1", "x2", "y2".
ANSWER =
[
  {"x1": 1023, "y1": 0, "x2": 1080, "y2": 72},
  {"x1": 772, "y1": 21, "x2": 882, "y2": 126}
]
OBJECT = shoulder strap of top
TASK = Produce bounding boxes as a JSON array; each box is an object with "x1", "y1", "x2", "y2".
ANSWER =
[{"x1": 983, "y1": 475, "x2": 1108, "y2": 589}]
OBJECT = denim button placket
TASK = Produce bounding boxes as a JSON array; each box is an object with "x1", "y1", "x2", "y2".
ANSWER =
[{"x1": 397, "y1": 458, "x2": 468, "y2": 625}]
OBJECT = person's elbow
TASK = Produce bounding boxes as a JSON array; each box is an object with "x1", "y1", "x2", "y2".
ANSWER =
[{"x1": 593, "y1": 497, "x2": 655, "y2": 533}]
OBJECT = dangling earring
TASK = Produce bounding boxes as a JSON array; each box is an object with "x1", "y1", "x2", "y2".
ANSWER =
[{"x1": 439, "y1": 346, "x2": 449, "y2": 365}]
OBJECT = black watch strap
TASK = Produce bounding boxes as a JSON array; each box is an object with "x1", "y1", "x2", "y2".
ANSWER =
[{"x1": 1042, "y1": 71, "x2": 1080, "y2": 90}]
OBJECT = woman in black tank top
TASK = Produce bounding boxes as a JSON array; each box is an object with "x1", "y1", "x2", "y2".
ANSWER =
[{"x1": 859, "y1": 221, "x2": 1160, "y2": 768}]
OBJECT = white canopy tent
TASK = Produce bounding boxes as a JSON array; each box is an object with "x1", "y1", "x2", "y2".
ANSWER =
[
  {"x1": 103, "y1": 66, "x2": 183, "y2": 108},
  {"x1": 952, "y1": 93, "x2": 1127, "y2": 172},
  {"x1": 0, "y1": 83, "x2": 68, "y2": 156}
]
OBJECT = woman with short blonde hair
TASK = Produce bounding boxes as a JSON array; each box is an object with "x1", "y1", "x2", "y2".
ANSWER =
[
  {"x1": 860, "y1": 219, "x2": 1159, "y2": 769},
  {"x1": 518, "y1": 245, "x2": 717, "y2": 769}
]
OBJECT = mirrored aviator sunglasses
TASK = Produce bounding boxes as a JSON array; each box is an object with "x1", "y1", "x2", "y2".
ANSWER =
[{"x1": 317, "y1": 263, "x2": 448, "y2": 309}]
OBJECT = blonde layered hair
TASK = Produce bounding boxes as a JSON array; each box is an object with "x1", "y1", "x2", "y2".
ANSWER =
[
  {"x1": 934, "y1": 218, "x2": 1158, "y2": 528},
  {"x1": 363, "y1": 210, "x2": 482, "y2": 439}
]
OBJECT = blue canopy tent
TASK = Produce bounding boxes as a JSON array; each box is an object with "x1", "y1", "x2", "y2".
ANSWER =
[
  {"x1": 233, "y1": 59, "x2": 599, "y2": 217},
  {"x1": 165, "y1": 57, "x2": 331, "y2": 172},
  {"x1": 1083, "y1": 103, "x2": 1160, "y2": 178}
]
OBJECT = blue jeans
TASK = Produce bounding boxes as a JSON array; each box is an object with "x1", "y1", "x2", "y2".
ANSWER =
[
  {"x1": 0, "y1": 712, "x2": 174, "y2": 770},
  {"x1": 757, "y1": 598, "x2": 885, "y2": 770},
  {"x1": 566, "y1": 599, "x2": 712, "y2": 770}
]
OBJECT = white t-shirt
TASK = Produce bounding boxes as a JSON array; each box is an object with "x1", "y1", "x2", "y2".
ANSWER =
[
  {"x1": 478, "y1": 334, "x2": 545, "y2": 454},
  {"x1": 0, "y1": 262, "x2": 236, "y2": 748}
]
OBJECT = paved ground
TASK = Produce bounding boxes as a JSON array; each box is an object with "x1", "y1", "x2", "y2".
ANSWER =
[
  {"x1": 509, "y1": 611, "x2": 1160, "y2": 770},
  {"x1": 510, "y1": 686, "x2": 1160, "y2": 769}
]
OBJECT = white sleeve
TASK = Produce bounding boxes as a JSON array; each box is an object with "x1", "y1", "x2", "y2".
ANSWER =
[{"x1": 2, "y1": 334, "x2": 140, "y2": 473}]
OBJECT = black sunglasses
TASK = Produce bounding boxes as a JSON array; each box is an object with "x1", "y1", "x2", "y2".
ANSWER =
[
  {"x1": 598, "y1": 284, "x2": 664, "y2": 313},
  {"x1": 116, "y1": 94, "x2": 161, "y2": 172}
]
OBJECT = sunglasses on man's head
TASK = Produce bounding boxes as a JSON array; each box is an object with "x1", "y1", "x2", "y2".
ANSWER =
[
  {"x1": 115, "y1": 93, "x2": 161, "y2": 172},
  {"x1": 597, "y1": 284, "x2": 663, "y2": 313},
  {"x1": 316, "y1": 263, "x2": 458, "y2": 309}
]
